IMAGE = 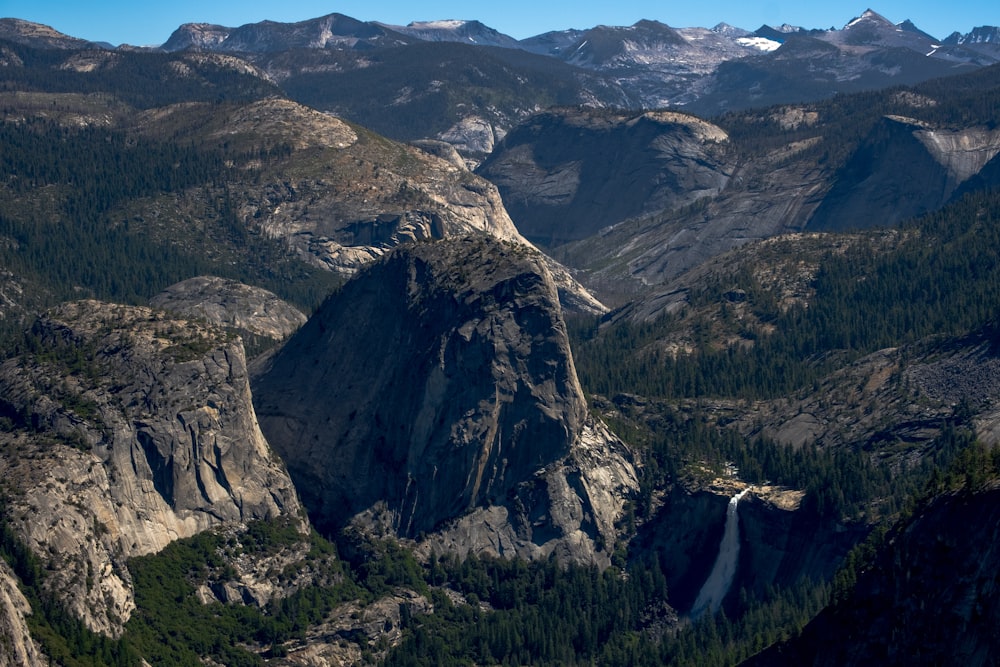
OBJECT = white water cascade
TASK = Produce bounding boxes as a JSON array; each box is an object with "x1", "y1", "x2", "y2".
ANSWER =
[{"x1": 690, "y1": 488, "x2": 750, "y2": 619}]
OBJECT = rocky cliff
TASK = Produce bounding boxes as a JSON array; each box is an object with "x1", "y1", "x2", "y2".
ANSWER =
[
  {"x1": 252, "y1": 236, "x2": 637, "y2": 566},
  {"x1": 478, "y1": 106, "x2": 832, "y2": 304},
  {"x1": 476, "y1": 108, "x2": 733, "y2": 248},
  {"x1": 133, "y1": 97, "x2": 605, "y2": 315},
  {"x1": 744, "y1": 481, "x2": 1000, "y2": 666},
  {"x1": 809, "y1": 116, "x2": 1000, "y2": 231},
  {"x1": 0, "y1": 300, "x2": 304, "y2": 635},
  {"x1": 552, "y1": 138, "x2": 827, "y2": 304},
  {"x1": 0, "y1": 562, "x2": 45, "y2": 667},
  {"x1": 632, "y1": 482, "x2": 863, "y2": 615}
]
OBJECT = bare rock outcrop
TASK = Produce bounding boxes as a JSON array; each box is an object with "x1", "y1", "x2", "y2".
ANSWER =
[
  {"x1": 0, "y1": 562, "x2": 45, "y2": 667},
  {"x1": 809, "y1": 116, "x2": 1000, "y2": 232},
  {"x1": 0, "y1": 300, "x2": 304, "y2": 635},
  {"x1": 252, "y1": 236, "x2": 637, "y2": 566},
  {"x1": 134, "y1": 97, "x2": 605, "y2": 315},
  {"x1": 150, "y1": 276, "x2": 307, "y2": 341},
  {"x1": 477, "y1": 108, "x2": 733, "y2": 248}
]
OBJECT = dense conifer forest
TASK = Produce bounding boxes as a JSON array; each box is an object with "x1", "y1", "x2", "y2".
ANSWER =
[
  {"x1": 0, "y1": 116, "x2": 340, "y2": 346},
  {"x1": 2, "y1": 32, "x2": 1000, "y2": 667},
  {"x1": 572, "y1": 189, "x2": 1000, "y2": 402}
]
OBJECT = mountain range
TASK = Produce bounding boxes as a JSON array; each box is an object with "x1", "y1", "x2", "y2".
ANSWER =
[
  {"x1": 3, "y1": 10, "x2": 999, "y2": 159},
  {"x1": 154, "y1": 9, "x2": 1000, "y2": 148},
  {"x1": 1, "y1": 7, "x2": 1000, "y2": 666}
]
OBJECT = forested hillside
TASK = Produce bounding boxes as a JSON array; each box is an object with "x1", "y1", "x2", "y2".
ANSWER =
[
  {"x1": 1, "y1": 20, "x2": 1000, "y2": 667},
  {"x1": 0, "y1": 115, "x2": 340, "y2": 337}
]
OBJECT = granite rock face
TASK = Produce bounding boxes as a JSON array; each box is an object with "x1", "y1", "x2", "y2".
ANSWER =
[
  {"x1": 744, "y1": 482, "x2": 1000, "y2": 666},
  {"x1": 252, "y1": 236, "x2": 637, "y2": 565},
  {"x1": 809, "y1": 116, "x2": 1000, "y2": 231},
  {"x1": 477, "y1": 108, "x2": 733, "y2": 248},
  {"x1": 144, "y1": 97, "x2": 606, "y2": 315},
  {"x1": 0, "y1": 562, "x2": 45, "y2": 667},
  {"x1": 150, "y1": 276, "x2": 308, "y2": 340},
  {"x1": 0, "y1": 300, "x2": 304, "y2": 635}
]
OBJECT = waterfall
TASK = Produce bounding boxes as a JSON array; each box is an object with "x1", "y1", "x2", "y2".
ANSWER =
[{"x1": 690, "y1": 488, "x2": 750, "y2": 619}]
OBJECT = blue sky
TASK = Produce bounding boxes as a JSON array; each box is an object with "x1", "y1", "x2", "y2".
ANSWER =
[{"x1": 2, "y1": 1, "x2": 996, "y2": 47}]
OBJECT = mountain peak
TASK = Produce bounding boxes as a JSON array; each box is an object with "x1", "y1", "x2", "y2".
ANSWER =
[
  {"x1": 898, "y1": 19, "x2": 939, "y2": 42},
  {"x1": 946, "y1": 25, "x2": 1000, "y2": 45},
  {"x1": 379, "y1": 18, "x2": 520, "y2": 47},
  {"x1": 845, "y1": 9, "x2": 894, "y2": 30},
  {"x1": 712, "y1": 23, "x2": 751, "y2": 38},
  {"x1": 0, "y1": 17, "x2": 99, "y2": 49}
]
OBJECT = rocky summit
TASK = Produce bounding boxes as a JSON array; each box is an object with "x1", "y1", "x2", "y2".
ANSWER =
[
  {"x1": 252, "y1": 236, "x2": 638, "y2": 566},
  {"x1": 150, "y1": 275, "x2": 308, "y2": 341}
]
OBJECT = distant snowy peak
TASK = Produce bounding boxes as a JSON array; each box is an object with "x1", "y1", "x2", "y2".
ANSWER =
[
  {"x1": 752, "y1": 24, "x2": 805, "y2": 44},
  {"x1": 825, "y1": 8, "x2": 941, "y2": 52},
  {"x1": 381, "y1": 19, "x2": 521, "y2": 48},
  {"x1": 845, "y1": 8, "x2": 895, "y2": 30}
]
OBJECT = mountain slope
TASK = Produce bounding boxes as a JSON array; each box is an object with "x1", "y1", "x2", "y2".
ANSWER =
[
  {"x1": 251, "y1": 236, "x2": 637, "y2": 565},
  {"x1": 483, "y1": 67, "x2": 1000, "y2": 303},
  {"x1": 0, "y1": 65, "x2": 604, "y2": 318},
  {"x1": 0, "y1": 300, "x2": 304, "y2": 635},
  {"x1": 477, "y1": 107, "x2": 732, "y2": 248},
  {"x1": 161, "y1": 13, "x2": 411, "y2": 53},
  {"x1": 0, "y1": 18, "x2": 98, "y2": 49},
  {"x1": 276, "y1": 40, "x2": 630, "y2": 155},
  {"x1": 744, "y1": 478, "x2": 1000, "y2": 666},
  {"x1": 377, "y1": 19, "x2": 522, "y2": 48}
]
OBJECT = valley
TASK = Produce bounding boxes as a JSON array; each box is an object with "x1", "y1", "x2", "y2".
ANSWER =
[{"x1": 0, "y1": 8, "x2": 999, "y2": 666}]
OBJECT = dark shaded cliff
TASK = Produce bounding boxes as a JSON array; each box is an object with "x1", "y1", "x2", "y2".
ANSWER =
[
  {"x1": 252, "y1": 236, "x2": 637, "y2": 565},
  {"x1": 476, "y1": 108, "x2": 732, "y2": 248},
  {"x1": 744, "y1": 482, "x2": 1000, "y2": 666}
]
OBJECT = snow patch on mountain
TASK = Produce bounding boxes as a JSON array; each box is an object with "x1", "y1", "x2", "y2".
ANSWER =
[
  {"x1": 409, "y1": 20, "x2": 467, "y2": 30},
  {"x1": 737, "y1": 36, "x2": 782, "y2": 51}
]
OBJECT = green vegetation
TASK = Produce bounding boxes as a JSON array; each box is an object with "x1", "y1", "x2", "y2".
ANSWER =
[
  {"x1": 567, "y1": 187, "x2": 1000, "y2": 528},
  {"x1": 572, "y1": 188, "x2": 1000, "y2": 402},
  {"x1": 0, "y1": 516, "x2": 358, "y2": 667},
  {"x1": 124, "y1": 519, "x2": 358, "y2": 666},
  {"x1": 379, "y1": 551, "x2": 829, "y2": 666},
  {"x1": 282, "y1": 41, "x2": 603, "y2": 145},
  {"x1": 617, "y1": 403, "x2": 980, "y2": 524},
  {"x1": 0, "y1": 116, "x2": 341, "y2": 348},
  {"x1": 8, "y1": 514, "x2": 827, "y2": 667},
  {"x1": 0, "y1": 39, "x2": 279, "y2": 108},
  {"x1": 717, "y1": 63, "x2": 1000, "y2": 168},
  {"x1": 1, "y1": 33, "x2": 999, "y2": 667},
  {"x1": 830, "y1": 437, "x2": 1000, "y2": 607}
]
